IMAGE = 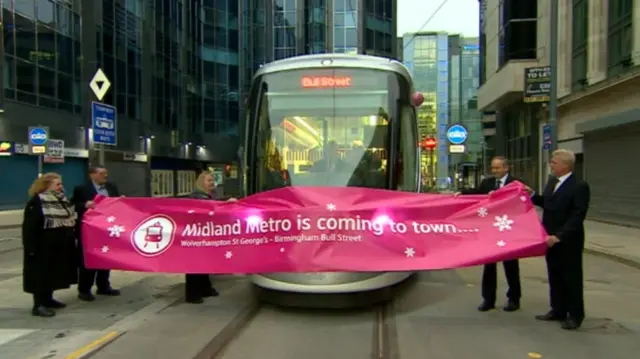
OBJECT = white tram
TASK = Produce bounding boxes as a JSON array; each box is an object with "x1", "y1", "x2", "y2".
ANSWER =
[{"x1": 240, "y1": 54, "x2": 423, "y2": 300}]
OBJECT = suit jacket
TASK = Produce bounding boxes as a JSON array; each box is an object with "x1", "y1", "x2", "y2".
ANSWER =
[
  {"x1": 462, "y1": 174, "x2": 519, "y2": 195},
  {"x1": 531, "y1": 174, "x2": 590, "y2": 247},
  {"x1": 71, "y1": 181, "x2": 121, "y2": 221}
]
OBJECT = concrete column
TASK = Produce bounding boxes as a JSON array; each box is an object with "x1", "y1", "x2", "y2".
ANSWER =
[
  {"x1": 633, "y1": 0, "x2": 640, "y2": 64},
  {"x1": 587, "y1": 0, "x2": 608, "y2": 85},
  {"x1": 557, "y1": 0, "x2": 572, "y2": 98}
]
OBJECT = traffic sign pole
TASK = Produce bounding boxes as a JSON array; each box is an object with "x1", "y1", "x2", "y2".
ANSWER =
[
  {"x1": 28, "y1": 126, "x2": 49, "y2": 177},
  {"x1": 89, "y1": 68, "x2": 113, "y2": 166}
]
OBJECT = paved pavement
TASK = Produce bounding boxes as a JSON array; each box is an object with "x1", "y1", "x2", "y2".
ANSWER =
[{"x1": 0, "y1": 254, "x2": 633, "y2": 359}]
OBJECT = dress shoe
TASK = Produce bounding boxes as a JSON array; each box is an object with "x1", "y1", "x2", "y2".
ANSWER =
[
  {"x1": 503, "y1": 300, "x2": 520, "y2": 312},
  {"x1": 45, "y1": 299, "x2": 67, "y2": 309},
  {"x1": 202, "y1": 288, "x2": 220, "y2": 298},
  {"x1": 97, "y1": 288, "x2": 121, "y2": 296},
  {"x1": 32, "y1": 306, "x2": 55, "y2": 317},
  {"x1": 535, "y1": 311, "x2": 566, "y2": 321},
  {"x1": 78, "y1": 292, "x2": 96, "y2": 302},
  {"x1": 186, "y1": 297, "x2": 204, "y2": 304},
  {"x1": 561, "y1": 318, "x2": 582, "y2": 330},
  {"x1": 477, "y1": 301, "x2": 496, "y2": 312}
]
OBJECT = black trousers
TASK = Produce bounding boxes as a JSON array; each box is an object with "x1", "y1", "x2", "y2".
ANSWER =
[
  {"x1": 32, "y1": 291, "x2": 53, "y2": 307},
  {"x1": 185, "y1": 274, "x2": 213, "y2": 301},
  {"x1": 77, "y1": 239, "x2": 111, "y2": 293},
  {"x1": 481, "y1": 259, "x2": 521, "y2": 304},
  {"x1": 546, "y1": 245, "x2": 584, "y2": 321}
]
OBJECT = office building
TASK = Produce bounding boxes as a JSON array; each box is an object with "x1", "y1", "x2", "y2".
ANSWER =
[
  {"x1": 402, "y1": 32, "x2": 482, "y2": 188},
  {"x1": 0, "y1": 0, "x2": 240, "y2": 208},
  {"x1": 240, "y1": 0, "x2": 398, "y2": 97},
  {"x1": 477, "y1": 0, "x2": 640, "y2": 225}
]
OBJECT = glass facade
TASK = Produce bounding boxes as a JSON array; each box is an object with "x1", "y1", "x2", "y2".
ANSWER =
[
  {"x1": 458, "y1": 40, "x2": 481, "y2": 162},
  {"x1": 2, "y1": 0, "x2": 82, "y2": 112},
  {"x1": 403, "y1": 33, "x2": 482, "y2": 187},
  {"x1": 273, "y1": 0, "x2": 296, "y2": 60},
  {"x1": 201, "y1": 0, "x2": 240, "y2": 135},
  {"x1": 100, "y1": 0, "x2": 144, "y2": 123},
  {"x1": 363, "y1": 0, "x2": 394, "y2": 56},
  {"x1": 333, "y1": 0, "x2": 358, "y2": 54},
  {"x1": 305, "y1": 0, "x2": 326, "y2": 54},
  {"x1": 402, "y1": 33, "x2": 442, "y2": 185}
]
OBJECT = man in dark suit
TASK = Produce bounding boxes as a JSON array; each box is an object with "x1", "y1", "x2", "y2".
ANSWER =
[
  {"x1": 455, "y1": 156, "x2": 522, "y2": 312},
  {"x1": 71, "y1": 165, "x2": 122, "y2": 301},
  {"x1": 527, "y1": 149, "x2": 590, "y2": 330}
]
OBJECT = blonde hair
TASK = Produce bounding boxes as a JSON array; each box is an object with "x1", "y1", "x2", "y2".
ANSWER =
[
  {"x1": 195, "y1": 171, "x2": 213, "y2": 192},
  {"x1": 552, "y1": 149, "x2": 576, "y2": 169},
  {"x1": 28, "y1": 172, "x2": 61, "y2": 197}
]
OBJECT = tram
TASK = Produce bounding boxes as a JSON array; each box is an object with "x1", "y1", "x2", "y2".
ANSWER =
[{"x1": 241, "y1": 54, "x2": 423, "y2": 305}]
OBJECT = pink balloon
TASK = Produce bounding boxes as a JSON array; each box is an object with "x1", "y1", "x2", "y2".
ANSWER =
[{"x1": 412, "y1": 92, "x2": 424, "y2": 107}]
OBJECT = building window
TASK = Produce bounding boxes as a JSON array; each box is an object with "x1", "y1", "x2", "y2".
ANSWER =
[
  {"x1": 607, "y1": 0, "x2": 633, "y2": 76},
  {"x1": 571, "y1": 0, "x2": 588, "y2": 90},
  {"x1": 498, "y1": 0, "x2": 537, "y2": 67}
]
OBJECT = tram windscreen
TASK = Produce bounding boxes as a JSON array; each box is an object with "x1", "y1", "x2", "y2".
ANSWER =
[{"x1": 253, "y1": 68, "x2": 405, "y2": 191}]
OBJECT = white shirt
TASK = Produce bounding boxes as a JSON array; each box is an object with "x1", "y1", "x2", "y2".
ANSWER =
[
  {"x1": 553, "y1": 172, "x2": 573, "y2": 192},
  {"x1": 496, "y1": 174, "x2": 509, "y2": 188}
]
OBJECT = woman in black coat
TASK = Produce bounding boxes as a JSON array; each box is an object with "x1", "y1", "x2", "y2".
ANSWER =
[
  {"x1": 22, "y1": 173, "x2": 78, "y2": 317},
  {"x1": 185, "y1": 170, "x2": 237, "y2": 304}
]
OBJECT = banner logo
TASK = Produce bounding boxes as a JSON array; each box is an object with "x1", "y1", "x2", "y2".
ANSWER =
[{"x1": 130, "y1": 215, "x2": 177, "y2": 257}]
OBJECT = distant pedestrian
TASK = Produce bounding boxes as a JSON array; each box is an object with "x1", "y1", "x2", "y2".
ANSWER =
[
  {"x1": 71, "y1": 165, "x2": 121, "y2": 301},
  {"x1": 527, "y1": 149, "x2": 590, "y2": 330},
  {"x1": 22, "y1": 173, "x2": 77, "y2": 317},
  {"x1": 184, "y1": 171, "x2": 237, "y2": 304}
]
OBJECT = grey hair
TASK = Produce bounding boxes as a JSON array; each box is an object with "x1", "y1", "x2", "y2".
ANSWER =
[{"x1": 552, "y1": 149, "x2": 576, "y2": 169}]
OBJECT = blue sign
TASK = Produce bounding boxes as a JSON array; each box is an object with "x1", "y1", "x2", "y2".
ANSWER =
[
  {"x1": 91, "y1": 102, "x2": 117, "y2": 145},
  {"x1": 446, "y1": 124, "x2": 468, "y2": 145},
  {"x1": 542, "y1": 124, "x2": 552, "y2": 149},
  {"x1": 28, "y1": 127, "x2": 48, "y2": 146}
]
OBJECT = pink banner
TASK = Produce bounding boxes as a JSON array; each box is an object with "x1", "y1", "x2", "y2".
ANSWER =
[{"x1": 82, "y1": 182, "x2": 547, "y2": 273}]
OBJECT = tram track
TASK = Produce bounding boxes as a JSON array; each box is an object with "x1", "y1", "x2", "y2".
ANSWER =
[{"x1": 194, "y1": 299, "x2": 400, "y2": 359}]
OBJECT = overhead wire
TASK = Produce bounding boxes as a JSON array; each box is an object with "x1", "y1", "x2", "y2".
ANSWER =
[{"x1": 402, "y1": 0, "x2": 450, "y2": 49}]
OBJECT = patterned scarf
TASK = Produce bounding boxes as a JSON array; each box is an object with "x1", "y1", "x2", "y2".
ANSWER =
[{"x1": 38, "y1": 191, "x2": 77, "y2": 229}]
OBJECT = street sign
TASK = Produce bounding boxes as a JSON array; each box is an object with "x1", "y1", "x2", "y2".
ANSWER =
[
  {"x1": 523, "y1": 66, "x2": 551, "y2": 103},
  {"x1": 542, "y1": 124, "x2": 552, "y2": 150},
  {"x1": 28, "y1": 126, "x2": 49, "y2": 154},
  {"x1": 446, "y1": 124, "x2": 468, "y2": 145},
  {"x1": 44, "y1": 139, "x2": 65, "y2": 163},
  {"x1": 91, "y1": 102, "x2": 117, "y2": 145},
  {"x1": 89, "y1": 68, "x2": 111, "y2": 101}
]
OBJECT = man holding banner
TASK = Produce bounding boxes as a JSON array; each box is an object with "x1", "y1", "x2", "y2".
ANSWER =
[
  {"x1": 527, "y1": 149, "x2": 590, "y2": 330},
  {"x1": 455, "y1": 156, "x2": 522, "y2": 313}
]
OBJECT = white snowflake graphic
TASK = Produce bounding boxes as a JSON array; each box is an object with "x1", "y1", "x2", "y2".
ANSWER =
[
  {"x1": 493, "y1": 215, "x2": 514, "y2": 232},
  {"x1": 326, "y1": 203, "x2": 336, "y2": 212},
  {"x1": 225, "y1": 251, "x2": 233, "y2": 259},
  {"x1": 107, "y1": 225, "x2": 125, "y2": 238},
  {"x1": 187, "y1": 210, "x2": 195, "y2": 214},
  {"x1": 106, "y1": 216, "x2": 116, "y2": 223},
  {"x1": 477, "y1": 207, "x2": 488, "y2": 217},
  {"x1": 404, "y1": 247, "x2": 415, "y2": 257},
  {"x1": 208, "y1": 211, "x2": 214, "y2": 216},
  {"x1": 280, "y1": 248, "x2": 285, "y2": 253},
  {"x1": 496, "y1": 240, "x2": 506, "y2": 247},
  {"x1": 520, "y1": 195, "x2": 528, "y2": 202},
  {"x1": 101, "y1": 245, "x2": 110, "y2": 253}
]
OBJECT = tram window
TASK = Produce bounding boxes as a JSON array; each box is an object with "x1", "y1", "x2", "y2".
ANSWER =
[{"x1": 253, "y1": 68, "x2": 397, "y2": 190}]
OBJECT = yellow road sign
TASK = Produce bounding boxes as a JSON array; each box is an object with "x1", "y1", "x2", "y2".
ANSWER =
[{"x1": 89, "y1": 68, "x2": 111, "y2": 101}]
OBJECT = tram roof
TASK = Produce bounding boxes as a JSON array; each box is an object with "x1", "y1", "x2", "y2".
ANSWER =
[{"x1": 253, "y1": 54, "x2": 413, "y2": 81}]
